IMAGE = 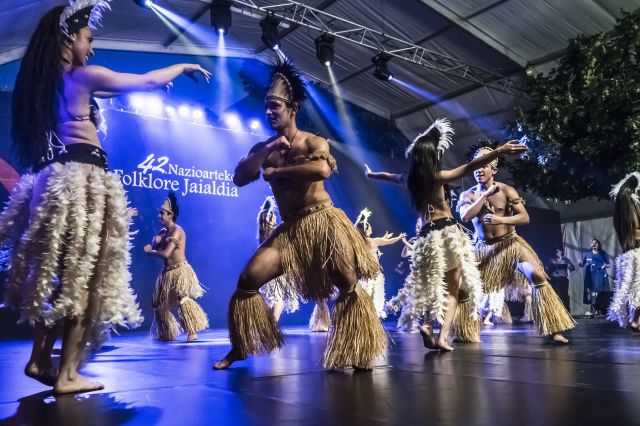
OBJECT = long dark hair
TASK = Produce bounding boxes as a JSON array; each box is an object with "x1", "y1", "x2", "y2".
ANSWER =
[
  {"x1": 12, "y1": 7, "x2": 66, "y2": 167},
  {"x1": 613, "y1": 176, "x2": 640, "y2": 252},
  {"x1": 355, "y1": 221, "x2": 371, "y2": 241},
  {"x1": 407, "y1": 127, "x2": 441, "y2": 214}
]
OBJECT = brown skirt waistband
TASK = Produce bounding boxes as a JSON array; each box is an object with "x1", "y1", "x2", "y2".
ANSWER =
[{"x1": 280, "y1": 200, "x2": 334, "y2": 222}]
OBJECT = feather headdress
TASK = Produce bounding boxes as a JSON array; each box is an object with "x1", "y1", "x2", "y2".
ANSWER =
[
  {"x1": 266, "y1": 58, "x2": 307, "y2": 105},
  {"x1": 354, "y1": 207, "x2": 372, "y2": 229},
  {"x1": 405, "y1": 118, "x2": 454, "y2": 158},
  {"x1": 466, "y1": 138, "x2": 503, "y2": 169},
  {"x1": 60, "y1": 0, "x2": 112, "y2": 36},
  {"x1": 610, "y1": 172, "x2": 640, "y2": 203}
]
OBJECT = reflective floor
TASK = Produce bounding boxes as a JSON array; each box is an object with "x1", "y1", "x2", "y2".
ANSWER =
[{"x1": 0, "y1": 319, "x2": 639, "y2": 426}]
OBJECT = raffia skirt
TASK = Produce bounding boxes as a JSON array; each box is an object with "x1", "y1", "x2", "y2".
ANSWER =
[
  {"x1": 152, "y1": 261, "x2": 208, "y2": 340},
  {"x1": 0, "y1": 162, "x2": 143, "y2": 331},
  {"x1": 474, "y1": 232, "x2": 575, "y2": 335},
  {"x1": 608, "y1": 247, "x2": 640, "y2": 327}
]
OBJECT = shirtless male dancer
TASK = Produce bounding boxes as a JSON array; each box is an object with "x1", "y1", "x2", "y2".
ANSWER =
[
  {"x1": 213, "y1": 60, "x2": 386, "y2": 370},
  {"x1": 457, "y1": 141, "x2": 575, "y2": 343}
]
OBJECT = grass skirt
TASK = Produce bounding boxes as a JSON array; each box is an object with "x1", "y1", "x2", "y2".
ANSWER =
[
  {"x1": 475, "y1": 232, "x2": 541, "y2": 293},
  {"x1": 390, "y1": 224, "x2": 483, "y2": 328},
  {"x1": 608, "y1": 247, "x2": 640, "y2": 327},
  {"x1": 0, "y1": 162, "x2": 142, "y2": 331},
  {"x1": 360, "y1": 272, "x2": 387, "y2": 319},
  {"x1": 272, "y1": 206, "x2": 380, "y2": 301},
  {"x1": 151, "y1": 262, "x2": 209, "y2": 340},
  {"x1": 260, "y1": 274, "x2": 300, "y2": 314}
]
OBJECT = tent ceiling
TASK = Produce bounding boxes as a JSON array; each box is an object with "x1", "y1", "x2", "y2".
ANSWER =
[{"x1": 0, "y1": 0, "x2": 638, "y2": 167}]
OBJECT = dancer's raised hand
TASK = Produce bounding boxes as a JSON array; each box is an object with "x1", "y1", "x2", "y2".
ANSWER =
[
  {"x1": 183, "y1": 64, "x2": 212, "y2": 83},
  {"x1": 364, "y1": 163, "x2": 372, "y2": 176},
  {"x1": 497, "y1": 140, "x2": 527, "y2": 155}
]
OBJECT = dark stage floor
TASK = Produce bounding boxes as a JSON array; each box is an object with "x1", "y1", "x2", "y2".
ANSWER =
[{"x1": 0, "y1": 319, "x2": 639, "y2": 426}]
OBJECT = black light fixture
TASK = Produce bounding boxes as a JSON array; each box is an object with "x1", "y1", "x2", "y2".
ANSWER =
[
  {"x1": 372, "y1": 52, "x2": 393, "y2": 81},
  {"x1": 315, "y1": 33, "x2": 335, "y2": 67},
  {"x1": 211, "y1": 0, "x2": 232, "y2": 36},
  {"x1": 133, "y1": 0, "x2": 153, "y2": 8},
  {"x1": 260, "y1": 14, "x2": 281, "y2": 50}
]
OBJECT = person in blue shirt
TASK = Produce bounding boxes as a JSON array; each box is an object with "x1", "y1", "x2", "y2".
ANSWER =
[{"x1": 579, "y1": 239, "x2": 610, "y2": 315}]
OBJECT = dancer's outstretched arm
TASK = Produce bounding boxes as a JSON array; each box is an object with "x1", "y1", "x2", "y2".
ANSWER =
[
  {"x1": 439, "y1": 140, "x2": 526, "y2": 184},
  {"x1": 262, "y1": 136, "x2": 333, "y2": 182},
  {"x1": 373, "y1": 232, "x2": 407, "y2": 247},
  {"x1": 364, "y1": 164, "x2": 405, "y2": 184},
  {"x1": 78, "y1": 64, "x2": 211, "y2": 93}
]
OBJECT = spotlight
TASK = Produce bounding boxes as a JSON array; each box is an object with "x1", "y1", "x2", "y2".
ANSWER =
[
  {"x1": 249, "y1": 120, "x2": 260, "y2": 130},
  {"x1": 165, "y1": 106, "x2": 176, "y2": 115},
  {"x1": 224, "y1": 113, "x2": 241, "y2": 129},
  {"x1": 147, "y1": 96, "x2": 163, "y2": 115},
  {"x1": 260, "y1": 14, "x2": 280, "y2": 50},
  {"x1": 315, "y1": 33, "x2": 335, "y2": 67},
  {"x1": 525, "y1": 66, "x2": 536, "y2": 77},
  {"x1": 178, "y1": 105, "x2": 191, "y2": 118},
  {"x1": 372, "y1": 52, "x2": 393, "y2": 81},
  {"x1": 193, "y1": 108, "x2": 204, "y2": 121},
  {"x1": 130, "y1": 94, "x2": 145, "y2": 110},
  {"x1": 211, "y1": 0, "x2": 232, "y2": 36},
  {"x1": 133, "y1": 0, "x2": 153, "y2": 8}
]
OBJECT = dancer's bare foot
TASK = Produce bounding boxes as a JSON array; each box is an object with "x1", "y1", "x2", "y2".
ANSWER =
[
  {"x1": 312, "y1": 326, "x2": 329, "y2": 332},
  {"x1": 187, "y1": 333, "x2": 198, "y2": 342},
  {"x1": 53, "y1": 374, "x2": 104, "y2": 395},
  {"x1": 24, "y1": 361, "x2": 58, "y2": 387},
  {"x1": 419, "y1": 325, "x2": 437, "y2": 350},
  {"x1": 212, "y1": 348, "x2": 246, "y2": 370},
  {"x1": 551, "y1": 333, "x2": 569, "y2": 344},
  {"x1": 436, "y1": 337, "x2": 454, "y2": 352}
]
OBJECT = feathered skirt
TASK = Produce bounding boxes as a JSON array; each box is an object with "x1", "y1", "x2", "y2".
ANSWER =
[
  {"x1": 389, "y1": 220, "x2": 483, "y2": 329},
  {"x1": 0, "y1": 162, "x2": 143, "y2": 330},
  {"x1": 260, "y1": 274, "x2": 300, "y2": 314},
  {"x1": 608, "y1": 247, "x2": 640, "y2": 327}
]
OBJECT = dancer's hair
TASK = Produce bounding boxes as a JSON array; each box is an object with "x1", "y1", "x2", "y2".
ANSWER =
[
  {"x1": 466, "y1": 138, "x2": 504, "y2": 168},
  {"x1": 355, "y1": 221, "x2": 371, "y2": 239},
  {"x1": 167, "y1": 192, "x2": 179, "y2": 222},
  {"x1": 613, "y1": 175, "x2": 640, "y2": 251},
  {"x1": 406, "y1": 126, "x2": 442, "y2": 213},
  {"x1": 269, "y1": 58, "x2": 307, "y2": 105},
  {"x1": 12, "y1": 7, "x2": 67, "y2": 167}
]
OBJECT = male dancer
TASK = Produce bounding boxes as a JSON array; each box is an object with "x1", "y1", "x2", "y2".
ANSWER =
[
  {"x1": 456, "y1": 140, "x2": 576, "y2": 343},
  {"x1": 213, "y1": 60, "x2": 386, "y2": 370}
]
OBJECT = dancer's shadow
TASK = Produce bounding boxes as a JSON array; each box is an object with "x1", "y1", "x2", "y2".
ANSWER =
[{"x1": 0, "y1": 390, "x2": 162, "y2": 426}]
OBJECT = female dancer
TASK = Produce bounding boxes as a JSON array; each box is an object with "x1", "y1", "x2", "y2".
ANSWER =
[
  {"x1": 367, "y1": 118, "x2": 526, "y2": 350},
  {"x1": 145, "y1": 192, "x2": 209, "y2": 342},
  {"x1": 256, "y1": 196, "x2": 299, "y2": 321},
  {"x1": 354, "y1": 208, "x2": 405, "y2": 318},
  {"x1": 0, "y1": 1, "x2": 210, "y2": 394},
  {"x1": 608, "y1": 173, "x2": 640, "y2": 331}
]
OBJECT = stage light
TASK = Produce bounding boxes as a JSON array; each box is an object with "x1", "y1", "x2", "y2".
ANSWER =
[
  {"x1": 178, "y1": 105, "x2": 191, "y2": 118},
  {"x1": 193, "y1": 108, "x2": 204, "y2": 121},
  {"x1": 249, "y1": 120, "x2": 260, "y2": 130},
  {"x1": 130, "y1": 94, "x2": 145, "y2": 109},
  {"x1": 315, "y1": 33, "x2": 335, "y2": 67},
  {"x1": 133, "y1": 0, "x2": 153, "y2": 8},
  {"x1": 372, "y1": 52, "x2": 393, "y2": 81},
  {"x1": 211, "y1": 0, "x2": 232, "y2": 36},
  {"x1": 147, "y1": 96, "x2": 164, "y2": 115},
  {"x1": 165, "y1": 106, "x2": 176, "y2": 115},
  {"x1": 260, "y1": 14, "x2": 280, "y2": 50},
  {"x1": 224, "y1": 113, "x2": 241, "y2": 129}
]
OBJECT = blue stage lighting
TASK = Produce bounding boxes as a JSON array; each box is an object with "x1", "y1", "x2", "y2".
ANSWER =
[
  {"x1": 315, "y1": 33, "x2": 335, "y2": 67},
  {"x1": 133, "y1": 0, "x2": 153, "y2": 8},
  {"x1": 130, "y1": 94, "x2": 145, "y2": 109},
  {"x1": 249, "y1": 120, "x2": 260, "y2": 130},
  {"x1": 178, "y1": 105, "x2": 191, "y2": 118},
  {"x1": 372, "y1": 53, "x2": 393, "y2": 82},
  {"x1": 260, "y1": 14, "x2": 280, "y2": 50},
  {"x1": 211, "y1": 0, "x2": 232, "y2": 36}
]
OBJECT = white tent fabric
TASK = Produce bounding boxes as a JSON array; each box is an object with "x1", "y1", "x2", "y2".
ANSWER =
[
  {"x1": 562, "y1": 217, "x2": 622, "y2": 315},
  {"x1": 0, "y1": 0, "x2": 637, "y2": 221}
]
